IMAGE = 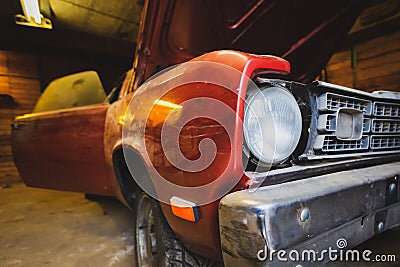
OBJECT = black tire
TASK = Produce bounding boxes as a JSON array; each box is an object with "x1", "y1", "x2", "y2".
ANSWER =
[{"x1": 134, "y1": 191, "x2": 223, "y2": 267}]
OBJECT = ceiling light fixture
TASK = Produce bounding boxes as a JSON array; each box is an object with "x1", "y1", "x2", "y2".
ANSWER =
[{"x1": 15, "y1": 0, "x2": 52, "y2": 29}]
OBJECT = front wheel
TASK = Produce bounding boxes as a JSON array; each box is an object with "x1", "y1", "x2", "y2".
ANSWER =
[{"x1": 133, "y1": 191, "x2": 222, "y2": 267}]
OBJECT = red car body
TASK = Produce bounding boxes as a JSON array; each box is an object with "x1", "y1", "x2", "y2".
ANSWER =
[{"x1": 11, "y1": 0, "x2": 400, "y2": 265}]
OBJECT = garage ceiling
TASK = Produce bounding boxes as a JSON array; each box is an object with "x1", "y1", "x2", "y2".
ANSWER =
[
  {"x1": 0, "y1": 0, "x2": 143, "y2": 43},
  {"x1": 48, "y1": 0, "x2": 143, "y2": 42}
]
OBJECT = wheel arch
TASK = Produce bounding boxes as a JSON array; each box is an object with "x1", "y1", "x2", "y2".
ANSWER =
[
  {"x1": 112, "y1": 145, "x2": 153, "y2": 208},
  {"x1": 111, "y1": 145, "x2": 222, "y2": 260}
]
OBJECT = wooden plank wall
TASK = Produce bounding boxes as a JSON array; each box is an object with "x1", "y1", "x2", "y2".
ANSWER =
[
  {"x1": 325, "y1": 30, "x2": 400, "y2": 93},
  {"x1": 0, "y1": 50, "x2": 41, "y2": 182}
]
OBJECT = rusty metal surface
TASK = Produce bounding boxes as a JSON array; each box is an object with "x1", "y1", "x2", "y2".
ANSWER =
[
  {"x1": 133, "y1": 0, "x2": 366, "y2": 86},
  {"x1": 219, "y1": 161, "x2": 400, "y2": 266}
]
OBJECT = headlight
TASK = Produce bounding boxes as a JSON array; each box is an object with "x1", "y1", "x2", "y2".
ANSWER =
[{"x1": 244, "y1": 86, "x2": 302, "y2": 165}]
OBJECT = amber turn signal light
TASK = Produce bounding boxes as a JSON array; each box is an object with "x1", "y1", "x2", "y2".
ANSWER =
[{"x1": 170, "y1": 196, "x2": 199, "y2": 222}]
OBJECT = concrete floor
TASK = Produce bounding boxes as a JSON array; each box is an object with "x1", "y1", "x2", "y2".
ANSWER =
[
  {"x1": 0, "y1": 165, "x2": 135, "y2": 267},
  {"x1": 0, "y1": 164, "x2": 399, "y2": 267}
]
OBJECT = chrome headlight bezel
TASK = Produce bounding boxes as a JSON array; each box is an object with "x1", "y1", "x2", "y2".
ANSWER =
[{"x1": 243, "y1": 85, "x2": 303, "y2": 165}]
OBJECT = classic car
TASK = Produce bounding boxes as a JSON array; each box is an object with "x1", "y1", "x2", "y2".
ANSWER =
[{"x1": 11, "y1": 0, "x2": 400, "y2": 266}]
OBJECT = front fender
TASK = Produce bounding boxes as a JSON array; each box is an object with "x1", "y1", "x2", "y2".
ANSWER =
[{"x1": 121, "y1": 50, "x2": 290, "y2": 259}]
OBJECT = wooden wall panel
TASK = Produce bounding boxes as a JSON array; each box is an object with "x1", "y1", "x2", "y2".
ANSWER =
[
  {"x1": 325, "y1": 31, "x2": 400, "y2": 93},
  {"x1": 0, "y1": 50, "x2": 41, "y2": 169}
]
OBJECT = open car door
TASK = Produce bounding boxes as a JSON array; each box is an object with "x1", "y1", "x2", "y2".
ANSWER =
[{"x1": 11, "y1": 71, "x2": 114, "y2": 196}]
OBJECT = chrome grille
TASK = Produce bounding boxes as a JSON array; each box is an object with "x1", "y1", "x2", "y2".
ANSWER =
[
  {"x1": 363, "y1": 118, "x2": 371, "y2": 133},
  {"x1": 372, "y1": 119, "x2": 400, "y2": 134},
  {"x1": 371, "y1": 136, "x2": 400, "y2": 149},
  {"x1": 318, "y1": 92, "x2": 372, "y2": 114},
  {"x1": 320, "y1": 115, "x2": 371, "y2": 132},
  {"x1": 317, "y1": 135, "x2": 369, "y2": 152},
  {"x1": 304, "y1": 81, "x2": 400, "y2": 160},
  {"x1": 373, "y1": 102, "x2": 400, "y2": 117},
  {"x1": 326, "y1": 114, "x2": 335, "y2": 131}
]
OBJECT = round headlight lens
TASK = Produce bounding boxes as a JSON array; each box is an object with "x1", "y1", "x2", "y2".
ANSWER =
[{"x1": 244, "y1": 86, "x2": 302, "y2": 164}]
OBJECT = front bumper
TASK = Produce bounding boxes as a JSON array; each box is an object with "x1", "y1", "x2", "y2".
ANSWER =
[{"x1": 219, "y1": 161, "x2": 400, "y2": 266}]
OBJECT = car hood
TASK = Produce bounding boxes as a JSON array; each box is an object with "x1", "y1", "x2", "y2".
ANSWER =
[{"x1": 134, "y1": 0, "x2": 368, "y2": 86}]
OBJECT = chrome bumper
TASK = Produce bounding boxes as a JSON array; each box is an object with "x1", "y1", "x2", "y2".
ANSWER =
[{"x1": 219, "y1": 161, "x2": 400, "y2": 266}]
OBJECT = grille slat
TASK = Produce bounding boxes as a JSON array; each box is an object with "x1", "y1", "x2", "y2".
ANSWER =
[
  {"x1": 318, "y1": 92, "x2": 372, "y2": 115},
  {"x1": 320, "y1": 135, "x2": 369, "y2": 152},
  {"x1": 374, "y1": 102, "x2": 400, "y2": 117},
  {"x1": 371, "y1": 135, "x2": 400, "y2": 149},
  {"x1": 372, "y1": 119, "x2": 400, "y2": 134},
  {"x1": 319, "y1": 115, "x2": 371, "y2": 133}
]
